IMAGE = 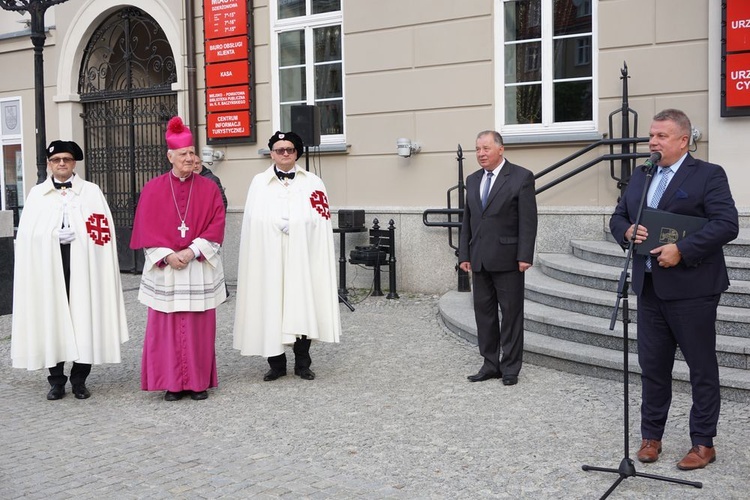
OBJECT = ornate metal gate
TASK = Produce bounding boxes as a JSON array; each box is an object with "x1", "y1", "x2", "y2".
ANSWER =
[{"x1": 79, "y1": 8, "x2": 177, "y2": 272}]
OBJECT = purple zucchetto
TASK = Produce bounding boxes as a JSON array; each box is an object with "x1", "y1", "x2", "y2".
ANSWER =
[{"x1": 165, "y1": 116, "x2": 194, "y2": 150}]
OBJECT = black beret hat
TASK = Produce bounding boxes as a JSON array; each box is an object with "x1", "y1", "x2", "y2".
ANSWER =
[
  {"x1": 47, "y1": 140, "x2": 84, "y2": 161},
  {"x1": 268, "y1": 131, "x2": 304, "y2": 160}
]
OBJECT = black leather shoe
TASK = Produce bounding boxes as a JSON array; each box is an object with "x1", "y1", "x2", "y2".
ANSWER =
[
  {"x1": 164, "y1": 391, "x2": 183, "y2": 401},
  {"x1": 294, "y1": 367, "x2": 316, "y2": 380},
  {"x1": 263, "y1": 369, "x2": 287, "y2": 381},
  {"x1": 190, "y1": 390, "x2": 208, "y2": 400},
  {"x1": 72, "y1": 384, "x2": 91, "y2": 399},
  {"x1": 47, "y1": 384, "x2": 66, "y2": 400},
  {"x1": 467, "y1": 372, "x2": 501, "y2": 382},
  {"x1": 502, "y1": 376, "x2": 518, "y2": 386}
]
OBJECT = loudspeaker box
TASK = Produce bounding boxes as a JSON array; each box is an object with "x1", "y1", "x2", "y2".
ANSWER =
[
  {"x1": 338, "y1": 209, "x2": 365, "y2": 229},
  {"x1": 291, "y1": 105, "x2": 321, "y2": 147}
]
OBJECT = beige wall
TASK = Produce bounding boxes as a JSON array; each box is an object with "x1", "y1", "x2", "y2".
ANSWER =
[
  {"x1": 2, "y1": 0, "x2": 749, "y2": 292},
  {"x1": 2, "y1": 0, "x2": 744, "y2": 208}
]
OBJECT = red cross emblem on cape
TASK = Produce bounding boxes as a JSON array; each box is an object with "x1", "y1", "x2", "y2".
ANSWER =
[
  {"x1": 309, "y1": 190, "x2": 330, "y2": 220},
  {"x1": 86, "y1": 213, "x2": 112, "y2": 246}
]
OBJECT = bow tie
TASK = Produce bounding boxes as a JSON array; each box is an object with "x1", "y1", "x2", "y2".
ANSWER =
[
  {"x1": 54, "y1": 181, "x2": 72, "y2": 190},
  {"x1": 276, "y1": 170, "x2": 295, "y2": 180}
]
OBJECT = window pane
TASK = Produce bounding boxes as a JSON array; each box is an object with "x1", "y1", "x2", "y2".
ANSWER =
[
  {"x1": 554, "y1": 80, "x2": 592, "y2": 122},
  {"x1": 314, "y1": 25, "x2": 341, "y2": 62},
  {"x1": 317, "y1": 99, "x2": 344, "y2": 135},
  {"x1": 312, "y1": 0, "x2": 341, "y2": 15},
  {"x1": 553, "y1": 36, "x2": 592, "y2": 78},
  {"x1": 505, "y1": 41, "x2": 541, "y2": 83},
  {"x1": 280, "y1": 103, "x2": 293, "y2": 131},
  {"x1": 3, "y1": 144, "x2": 23, "y2": 226},
  {"x1": 279, "y1": 30, "x2": 305, "y2": 67},
  {"x1": 505, "y1": 0, "x2": 541, "y2": 42},
  {"x1": 505, "y1": 84, "x2": 542, "y2": 124},
  {"x1": 279, "y1": 67, "x2": 307, "y2": 101},
  {"x1": 279, "y1": 0, "x2": 305, "y2": 19},
  {"x1": 554, "y1": 0, "x2": 592, "y2": 36},
  {"x1": 315, "y1": 63, "x2": 342, "y2": 99}
]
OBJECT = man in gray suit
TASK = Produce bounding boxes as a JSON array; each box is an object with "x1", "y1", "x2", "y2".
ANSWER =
[{"x1": 459, "y1": 130, "x2": 538, "y2": 385}]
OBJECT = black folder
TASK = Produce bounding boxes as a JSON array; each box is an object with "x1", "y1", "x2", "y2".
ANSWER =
[{"x1": 635, "y1": 208, "x2": 708, "y2": 255}]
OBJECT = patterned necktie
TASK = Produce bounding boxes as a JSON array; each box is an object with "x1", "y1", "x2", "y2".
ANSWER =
[
  {"x1": 649, "y1": 167, "x2": 673, "y2": 209},
  {"x1": 646, "y1": 167, "x2": 673, "y2": 270},
  {"x1": 481, "y1": 171, "x2": 493, "y2": 209}
]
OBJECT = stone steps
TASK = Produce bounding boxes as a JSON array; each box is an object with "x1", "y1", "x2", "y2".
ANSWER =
[
  {"x1": 438, "y1": 230, "x2": 750, "y2": 402},
  {"x1": 537, "y1": 251, "x2": 750, "y2": 308},
  {"x1": 524, "y1": 266, "x2": 750, "y2": 338},
  {"x1": 438, "y1": 291, "x2": 750, "y2": 403}
]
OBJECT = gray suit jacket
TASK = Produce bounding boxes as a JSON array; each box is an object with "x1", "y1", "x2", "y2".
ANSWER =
[{"x1": 459, "y1": 161, "x2": 538, "y2": 272}]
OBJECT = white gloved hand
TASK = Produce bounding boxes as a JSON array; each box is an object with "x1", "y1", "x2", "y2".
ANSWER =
[
  {"x1": 275, "y1": 217, "x2": 290, "y2": 235},
  {"x1": 59, "y1": 226, "x2": 76, "y2": 245}
]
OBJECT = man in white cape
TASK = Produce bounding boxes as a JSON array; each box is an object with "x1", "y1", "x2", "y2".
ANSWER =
[
  {"x1": 233, "y1": 131, "x2": 341, "y2": 381},
  {"x1": 11, "y1": 140, "x2": 129, "y2": 400}
]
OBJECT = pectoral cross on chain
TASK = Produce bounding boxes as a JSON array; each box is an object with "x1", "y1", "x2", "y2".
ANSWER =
[{"x1": 178, "y1": 221, "x2": 189, "y2": 238}]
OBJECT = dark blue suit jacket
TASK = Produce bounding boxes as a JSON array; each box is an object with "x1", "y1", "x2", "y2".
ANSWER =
[
  {"x1": 610, "y1": 154, "x2": 738, "y2": 299},
  {"x1": 459, "y1": 161, "x2": 538, "y2": 272}
]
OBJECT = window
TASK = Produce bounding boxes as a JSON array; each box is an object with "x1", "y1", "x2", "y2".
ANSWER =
[
  {"x1": 498, "y1": 0, "x2": 596, "y2": 135},
  {"x1": 575, "y1": 38, "x2": 591, "y2": 66},
  {"x1": 1, "y1": 98, "x2": 24, "y2": 226},
  {"x1": 272, "y1": 0, "x2": 344, "y2": 144}
]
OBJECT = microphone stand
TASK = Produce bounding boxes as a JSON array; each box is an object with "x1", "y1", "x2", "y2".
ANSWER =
[{"x1": 581, "y1": 163, "x2": 702, "y2": 498}]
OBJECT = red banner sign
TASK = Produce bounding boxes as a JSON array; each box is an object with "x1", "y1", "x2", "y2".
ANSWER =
[
  {"x1": 204, "y1": 0, "x2": 247, "y2": 39},
  {"x1": 207, "y1": 85, "x2": 250, "y2": 112},
  {"x1": 204, "y1": 0, "x2": 255, "y2": 143},
  {"x1": 207, "y1": 111, "x2": 252, "y2": 139},
  {"x1": 206, "y1": 60, "x2": 249, "y2": 88},
  {"x1": 725, "y1": 52, "x2": 750, "y2": 107},
  {"x1": 727, "y1": 0, "x2": 750, "y2": 52},
  {"x1": 205, "y1": 36, "x2": 248, "y2": 64}
]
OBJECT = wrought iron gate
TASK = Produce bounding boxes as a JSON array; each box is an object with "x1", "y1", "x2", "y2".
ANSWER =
[{"x1": 78, "y1": 8, "x2": 177, "y2": 272}]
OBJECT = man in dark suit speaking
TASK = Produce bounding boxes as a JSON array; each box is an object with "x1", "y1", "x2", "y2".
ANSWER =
[
  {"x1": 610, "y1": 109, "x2": 738, "y2": 470},
  {"x1": 459, "y1": 130, "x2": 538, "y2": 386}
]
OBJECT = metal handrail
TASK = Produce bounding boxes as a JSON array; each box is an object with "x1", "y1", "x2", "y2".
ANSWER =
[
  {"x1": 423, "y1": 63, "x2": 645, "y2": 291},
  {"x1": 535, "y1": 140, "x2": 649, "y2": 194}
]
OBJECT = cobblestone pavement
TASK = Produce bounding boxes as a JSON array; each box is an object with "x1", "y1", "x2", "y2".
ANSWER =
[{"x1": 1, "y1": 274, "x2": 748, "y2": 499}]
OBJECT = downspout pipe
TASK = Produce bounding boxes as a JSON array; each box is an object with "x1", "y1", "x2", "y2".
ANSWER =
[{"x1": 185, "y1": 0, "x2": 199, "y2": 140}]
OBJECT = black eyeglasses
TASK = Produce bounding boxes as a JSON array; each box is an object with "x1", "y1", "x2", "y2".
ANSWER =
[
  {"x1": 272, "y1": 147, "x2": 296, "y2": 155},
  {"x1": 49, "y1": 157, "x2": 75, "y2": 165}
]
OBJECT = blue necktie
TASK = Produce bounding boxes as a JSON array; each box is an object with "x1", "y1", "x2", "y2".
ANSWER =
[
  {"x1": 481, "y1": 171, "x2": 493, "y2": 209},
  {"x1": 645, "y1": 167, "x2": 673, "y2": 270}
]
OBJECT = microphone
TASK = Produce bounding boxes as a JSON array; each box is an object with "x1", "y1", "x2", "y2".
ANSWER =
[{"x1": 640, "y1": 151, "x2": 662, "y2": 172}]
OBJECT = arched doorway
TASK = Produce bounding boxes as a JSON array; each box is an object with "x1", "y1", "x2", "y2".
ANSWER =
[{"x1": 79, "y1": 7, "x2": 178, "y2": 273}]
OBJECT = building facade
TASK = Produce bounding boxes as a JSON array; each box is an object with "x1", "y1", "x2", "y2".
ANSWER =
[{"x1": 0, "y1": 0, "x2": 747, "y2": 293}]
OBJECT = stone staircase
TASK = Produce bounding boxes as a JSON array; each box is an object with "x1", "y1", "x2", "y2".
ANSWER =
[{"x1": 439, "y1": 229, "x2": 750, "y2": 402}]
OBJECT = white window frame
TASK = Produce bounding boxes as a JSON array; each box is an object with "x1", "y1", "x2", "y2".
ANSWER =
[
  {"x1": 270, "y1": 2, "x2": 345, "y2": 145},
  {"x1": 495, "y1": 0, "x2": 598, "y2": 137},
  {"x1": 0, "y1": 97, "x2": 24, "y2": 213}
]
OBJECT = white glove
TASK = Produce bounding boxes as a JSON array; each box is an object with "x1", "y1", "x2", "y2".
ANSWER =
[
  {"x1": 275, "y1": 217, "x2": 290, "y2": 235},
  {"x1": 59, "y1": 226, "x2": 76, "y2": 245}
]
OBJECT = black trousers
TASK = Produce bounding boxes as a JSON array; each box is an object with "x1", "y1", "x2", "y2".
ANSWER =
[
  {"x1": 638, "y1": 273, "x2": 721, "y2": 447},
  {"x1": 48, "y1": 361, "x2": 91, "y2": 386},
  {"x1": 472, "y1": 269, "x2": 525, "y2": 377},
  {"x1": 47, "y1": 242, "x2": 92, "y2": 386},
  {"x1": 268, "y1": 336, "x2": 312, "y2": 371}
]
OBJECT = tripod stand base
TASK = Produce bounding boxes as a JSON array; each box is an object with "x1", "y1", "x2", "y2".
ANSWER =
[
  {"x1": 583, "y1": 457, "x2": 701, "y2": 499},
  {"x1": 338, "y1": 292, "x2": 355, "y2": 312}
]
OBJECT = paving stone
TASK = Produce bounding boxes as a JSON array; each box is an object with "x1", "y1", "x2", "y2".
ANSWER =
[{"x1": 0, "y1": 274, "x2": 748, "y2": 499}]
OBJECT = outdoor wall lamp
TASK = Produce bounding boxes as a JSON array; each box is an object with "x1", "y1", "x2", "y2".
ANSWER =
[
  {"x1": 396, "y1": 138, "x2": 421, "y2": 158},
  {"x1": 201, "y1": 146, "x2": 225, "y2": 164}
]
